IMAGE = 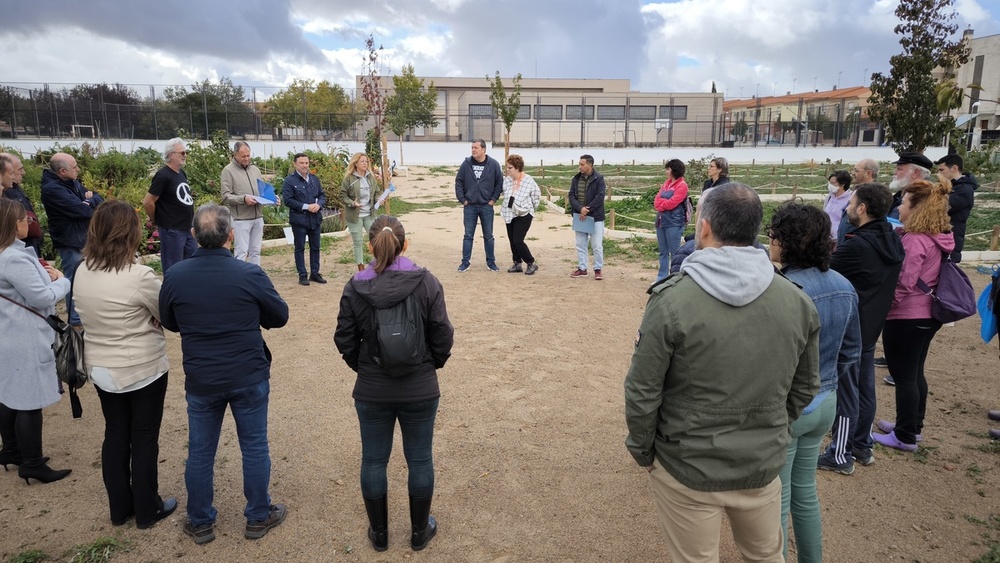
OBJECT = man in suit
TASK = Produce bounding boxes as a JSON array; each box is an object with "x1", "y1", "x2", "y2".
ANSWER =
[
  {"x1": 282, "y1": 153, "x2": 327, "y2": 286},
  {"x1": 160, "y1": 204, "x2": 289, "y2": 545}
]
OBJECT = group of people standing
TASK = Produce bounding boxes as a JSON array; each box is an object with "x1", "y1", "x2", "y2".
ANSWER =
[
  {"x1": 625, "y1": 149, "x2": 992, "y2": 562},
  {"x1": 0, "y1": 142, "x2": 454, "y2": 552}
]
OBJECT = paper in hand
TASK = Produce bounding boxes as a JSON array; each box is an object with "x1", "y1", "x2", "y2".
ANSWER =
[
  {"x1": 374, "y1": 183, "x2": 396, "y2": 210},
  {"x1": 255, "y1": 179, "x2": 278, "y2": 205}
]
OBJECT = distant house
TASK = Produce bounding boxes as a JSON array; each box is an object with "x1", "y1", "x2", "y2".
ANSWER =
[
  {"x1": 722, "y1": 86, "x2": 875, "y2": 147},
  {"x1": 945, "y1": 29, "x2": 1000, "y2": 147}
]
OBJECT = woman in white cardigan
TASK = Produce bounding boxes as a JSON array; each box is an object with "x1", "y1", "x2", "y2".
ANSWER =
[
  {"x1": 500, "y1": 154, "x2": 542, "y2": 275},
  {"x1": 74, "y1": 201, "x2": 175, "y2": 528},
  {"x1": 0, "y1": 198, "x2": 72, "y2": 484}
]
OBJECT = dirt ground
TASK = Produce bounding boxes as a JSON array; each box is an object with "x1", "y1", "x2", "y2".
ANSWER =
[{"x1": 1, "y1": 166, "x2": 998, "y2": 563}]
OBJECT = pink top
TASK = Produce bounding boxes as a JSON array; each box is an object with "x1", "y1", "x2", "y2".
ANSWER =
[
  {"x1": 654, "y1": 178, "x2": 688, "y2": 212},
  {"x1": 887, "y1": 230, "x2": 956, "y2": 320}
]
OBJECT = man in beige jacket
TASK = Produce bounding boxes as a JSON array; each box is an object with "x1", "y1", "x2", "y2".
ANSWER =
[{"x1": 221, "y1": 142, "x2": 276, "y2": 265}]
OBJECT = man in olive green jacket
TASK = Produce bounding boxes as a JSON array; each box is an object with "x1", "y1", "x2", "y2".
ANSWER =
[
  {"x1": 220, "y1": 142, "x2": 277, "y2": 265},
  {"x1": 624, "y1": 183, "x2": 819, "y2": 562}
]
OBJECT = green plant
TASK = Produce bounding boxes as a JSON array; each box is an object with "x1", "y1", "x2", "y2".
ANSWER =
[
  {"x1": 9, "y1": 549, "x2": 48, "y2": 563},
  {"x1": 65, "y1": 537, "x2": 128, "y2": 563}
]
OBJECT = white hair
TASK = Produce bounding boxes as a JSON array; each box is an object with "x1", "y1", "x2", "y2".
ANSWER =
[{"x1": 164, "y1": 138, "x2": 186, "y2": 159}]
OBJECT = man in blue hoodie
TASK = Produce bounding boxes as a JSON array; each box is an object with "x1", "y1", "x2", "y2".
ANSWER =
[
  {"x1": 454, "y1": 139, "x2": 503, "y2": 272},
  {"x1": 40, "y1": 152, "x2": 103, "y2": 327}
]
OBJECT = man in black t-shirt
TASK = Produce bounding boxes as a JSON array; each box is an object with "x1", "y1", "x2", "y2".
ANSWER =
[{"x1": 144, "y1": 138, "x2": 197, "y2": 272}]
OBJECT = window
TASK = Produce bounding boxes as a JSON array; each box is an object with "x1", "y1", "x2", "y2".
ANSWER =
[
  {"x1": 566, "y1": 105, "x2": 595, "y2": 120},
  {"x1": 517, "y1": 104, "x2": 531, "y2": 119},
  {"x1": 629, "y1": 106, "x2": 656, "y2": 120},
  {"x1": 659, "y1": 105, "x2": 688, "y2": 120},
  {"x1": 469, "y1": 104, "x2": 493, "y2": 117},
  {"x1": 597, "y1": 105, "x2": 625, "y2": 120},
  {"x1": 534, "y1": 105, "x2": 563, "y2": 120}
]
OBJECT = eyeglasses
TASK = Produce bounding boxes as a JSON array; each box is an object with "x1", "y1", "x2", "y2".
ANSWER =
[{"x1": 173, "y1": 151, "x2": 188, "y2": 156}]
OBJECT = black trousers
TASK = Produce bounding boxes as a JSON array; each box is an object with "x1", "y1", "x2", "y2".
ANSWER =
[
  {"x1": 0, "y1": 404, "x2": 44, "y2": 465},
  {"x1": 505, "y1": 215, "x2": 534, "y2": 265},
  {"x1": 882, "y1": 319, "x2": 940, "y2": 445},
  {"x1": 95, "y1": 373, "x2": 168, "y2": 526}
]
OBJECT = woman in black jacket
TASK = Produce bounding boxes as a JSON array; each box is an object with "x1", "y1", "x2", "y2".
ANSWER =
[
  {"x1": 334, "y1": 215, "x2": 454, "y2": 553},
  {"x1": 703, "y1": 157, "x2": 731, "y2": 190}
]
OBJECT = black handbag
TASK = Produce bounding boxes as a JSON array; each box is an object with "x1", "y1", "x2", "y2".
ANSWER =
[{"x1": 0, "y1": 293, "x2": 87, "y2": 418}]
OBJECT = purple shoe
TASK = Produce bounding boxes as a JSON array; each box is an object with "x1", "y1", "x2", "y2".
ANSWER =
[
  {"x1": 872, "y1": 431, "x2": 918, "y2": 452},
  {"x1": 875, "y1": 420, "x2": 923, "y2": 442}
]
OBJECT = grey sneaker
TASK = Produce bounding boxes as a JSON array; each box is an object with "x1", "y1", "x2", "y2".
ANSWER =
[
  {"x1": 852, "y1": 448, "x2": 875, "y2": 466},
  {"x1": 184, "y1": 521, "x2": 216, "y2": 545},
  {"x1": 817, "y1": 452, "x2": 855, "y2": 475},
  {"x1": 245, "y1": 504, "x2": 287, "y2": 540}
]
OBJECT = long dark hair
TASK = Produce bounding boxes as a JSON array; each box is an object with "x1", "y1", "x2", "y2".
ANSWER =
[
  {"x1": 367, "y1": 215, "x2": 406, "y2": 274},
  {"x1": 768, "y1": 202, "x2": 833, "y2": 271},
  {"x1": 0, "y1": 199, "x2": 26, "y2": 250}
]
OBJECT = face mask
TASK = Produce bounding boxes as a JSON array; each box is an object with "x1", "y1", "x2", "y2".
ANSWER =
[{"x1": 828, "y1": 183, "x2": 839, "y2": 195}]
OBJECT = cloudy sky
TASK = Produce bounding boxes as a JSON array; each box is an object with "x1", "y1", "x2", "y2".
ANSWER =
[{"x1": 3, "y1": 0, "x2": 998, "y2": 99}]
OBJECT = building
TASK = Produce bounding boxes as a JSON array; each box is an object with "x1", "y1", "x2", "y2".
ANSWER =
[
  {"x1": 722, "y1": 86, "x2": 875, "y2": 147},
  {"x1": 946, "y1": 29, "x2": 1000, "y2": 146},
  {"x1": 355, "y1": 76, "x2": 723, "y2": 147}
]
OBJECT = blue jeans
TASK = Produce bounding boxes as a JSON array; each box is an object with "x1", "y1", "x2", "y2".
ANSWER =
[
  {"x1": 355, "y1": 399, "x2": 438, "y2": 499},
  {"x1": 461, "y1": 204, "x2": 496, "y2": 268},
  {"x1": 852, "y1": 343, "x2": 877, "y2": 453},
  {"x1": 159, "y1": 228, "x2": 197, "y2": 273},
  {"x1": 292, "y1": 223, "x2": 322, "y2": 277},
  {"x1": 575, "y1": 222, "x2": 604, "y2": 271},
  {"x1": 185, "y1": 379, "x2": 272, "y2": 526},
  {"x1": 780, "y1": 392, "x2": 837, "y2": 563},
  {"x1": 656, "y1": 224, "x2": 683, "y2": 281},
  {"x1": 56, "y1": 247, "x2": 82, "y2": 326}
]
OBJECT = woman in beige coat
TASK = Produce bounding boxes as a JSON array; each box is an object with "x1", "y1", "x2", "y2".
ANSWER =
[
  {"x1": 340, "y1": 153, "x2": 383, "y2": 271},
  {"x1": 74, "y1": 201, "x2": 175, "y2": 529}
]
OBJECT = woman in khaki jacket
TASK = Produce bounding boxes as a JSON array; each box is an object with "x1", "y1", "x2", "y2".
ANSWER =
[
  {"x1": 74, "y1": 201, "x2": 176, "y2": 530},
  {"x1": 340, "y1": 153, "x2": 383, "y2": 271}
]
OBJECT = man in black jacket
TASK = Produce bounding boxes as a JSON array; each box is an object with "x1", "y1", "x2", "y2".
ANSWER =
[
  {"x1": 935, "y1": 154, "x2": 978, "y2": 262},
  {"x1": 160, "y1": 204, "x2": 289, "y2": 545},
  {"x1": 0, "y1": 153, "x2": 43, "y2": 256},
  {"x1": 41, "y1": 152, "x2": 104, "y2": 327},
  {"x1": 569, "y1": 155, "x2": 607, "y2": 280},
  {"x1": 818, "y1": 183, "x2": 904, "y2": 474}
]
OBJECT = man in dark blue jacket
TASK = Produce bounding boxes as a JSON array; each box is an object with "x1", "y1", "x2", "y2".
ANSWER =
[
  {"x1": 160, "y1": 204, "x2": 289, "y2": 545},
  {"x1": 454, "y1": 139, "x2": 503, "y2": 272},
  {"x1": 40, "y1": 152, "x2": 103, "y2": 327},
  {"x1": 282, "y1": 152, "x2": 327, "y2": 285}
]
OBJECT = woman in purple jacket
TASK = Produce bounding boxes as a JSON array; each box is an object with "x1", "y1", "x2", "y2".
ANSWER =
[
  {"x1": 334, "y1": 215, "x2": 454, "y2": 553},
  {"x1": 874, "y1": 180, "x2": 954, "y2": 451}
]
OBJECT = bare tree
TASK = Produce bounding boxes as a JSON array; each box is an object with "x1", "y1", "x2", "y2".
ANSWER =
[{"x1": 360, "y1": 35, "x2": 391, "y2": 211}]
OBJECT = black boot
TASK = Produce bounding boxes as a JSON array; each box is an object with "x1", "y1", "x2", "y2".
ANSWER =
[
  {"x1": 0, "y1": 403, "x2": 22, "y2": 470},
  {"x1": 409, "y1": 496, "x2": 437, "y2": 551},
  {"x1": 14, "y1": 409, "x2": 70, "y2": 485},
  {"x1": 363, "y1": 496, "x2": 388, "y2": 551}
]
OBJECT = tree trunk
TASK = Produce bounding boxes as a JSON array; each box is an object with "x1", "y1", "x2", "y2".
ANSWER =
[
  {"x1": 398, "y1": 134, "x2": 404, "y2": 168},
  {"x1": 380, "y1": 134, "x2": 391, "y2": 215},
  {"x1": 504, "y1": 129, "x2": 510, "y2": 173}
]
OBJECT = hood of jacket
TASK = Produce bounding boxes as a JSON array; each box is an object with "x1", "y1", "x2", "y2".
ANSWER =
[
  {"x1": 350, "y1": 256, "x2": 428, "y2": 309},
  {"x1": 926, "y1": 230, "x2": 957, "y2": 254},
  {"x1": 954, "y1": 172, "x2": 979, "y2": 191},
  {"x1": 848, "y1": 219, "x2": 905, "y2": 267},
  {"x1": 679, "y1": 245, "x2": 775, "y2": 306},
  {"x1": 41, "y1": 169, "x2": 79, "y2": 193}
]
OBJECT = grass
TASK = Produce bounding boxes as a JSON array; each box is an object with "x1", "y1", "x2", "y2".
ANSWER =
[
  {"x1": 9, "y1": 551, "x2": 47, "y2": 563},
  {"x1": 967, "y1": 513, "x2": 1000, "y2": 563},
  {"x1": 15, "y1": 537, "x2": 134, "y2": 563}
]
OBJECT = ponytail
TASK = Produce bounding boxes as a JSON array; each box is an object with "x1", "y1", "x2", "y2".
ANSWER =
[{"x1": 368, "y1": 215, "x2": 406, "y2": 274}]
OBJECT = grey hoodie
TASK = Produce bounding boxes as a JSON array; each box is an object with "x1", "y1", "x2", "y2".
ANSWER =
[{"x1": 680, "y1": 245, "x2": 775, "y2": 307}]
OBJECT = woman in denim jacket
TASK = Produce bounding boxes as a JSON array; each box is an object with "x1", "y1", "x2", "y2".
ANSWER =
[{"x1": 769, "y1": 202, "x2": 861, "y2": 562}]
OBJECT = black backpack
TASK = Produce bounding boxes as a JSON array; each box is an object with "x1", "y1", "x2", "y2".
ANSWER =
[{"x1": 370, "y1": 294, "x2": 426, "y2": 370}]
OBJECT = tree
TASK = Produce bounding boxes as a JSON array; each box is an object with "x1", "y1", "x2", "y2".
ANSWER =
[
  {"x1": 866, "y1": 0, "x2": 969, "y2": 152},
  {"x1": 487, "y1": 71, "x2": 522, "y2": 166},
  {"x1": 263, "y1": 79, "x2": 359, "y2": 138},
  {"x1": 360, "y1": 35, "x2": 391, "y2": 211},
  {"x1": 711, "y1": 81, "x2": 717, "y2": 94},
  {"x1": 161, "y1": 77, "x2": 251, "y2": 139},
  {"x1": 386, "y1": 64, "x2": 438, "y2": 166},
  {"x1": 68, "y1": 83, "x2": 142, "y2": 106}
]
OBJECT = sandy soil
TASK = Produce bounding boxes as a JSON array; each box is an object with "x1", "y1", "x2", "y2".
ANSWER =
[{"x1": 1, "y1": 166, "x2": 998, "y2": 563}]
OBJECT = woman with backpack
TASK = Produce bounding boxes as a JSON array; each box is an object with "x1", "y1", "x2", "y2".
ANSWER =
[
  {"x1": 0, "y1": 198, "x2": 72, "y2": 484},
  {"x1": 874, "y1": 179, "x2": 955, "y2": 452},
  {"x1": 653, "y1": 159, "x2": 689, "y2": 282},
  {"x1": 334, "y1": 214, "x2": 454, "y2": 552},
  {"x1": 73, "y1": 201, "x2": 175, "y2": 528}
]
